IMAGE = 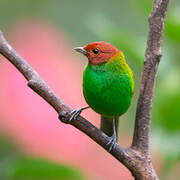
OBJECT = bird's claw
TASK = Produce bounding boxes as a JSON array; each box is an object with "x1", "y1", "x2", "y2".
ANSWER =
[
  {"x1": 68, "y1": 106, "x2": 89, "y2": 123},
  {"x1": 106, "y1": 134, "x2": 117, "y2": 152},
  {"x1": 69, "y1": 108, "x2": 82, "y2": 122}
]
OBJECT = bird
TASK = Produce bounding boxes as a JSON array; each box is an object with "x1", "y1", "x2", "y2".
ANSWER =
[{"x1": 71, "y1": 41, "x2": 134, "y2": 151}]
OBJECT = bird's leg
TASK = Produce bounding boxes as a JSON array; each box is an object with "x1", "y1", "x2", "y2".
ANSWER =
[
  {"x1": 106, "y1": 119, "x2": 117, "y2": 152},
  {"x1": 67, "y1": 106, "x2": 89, "y2": 123}
]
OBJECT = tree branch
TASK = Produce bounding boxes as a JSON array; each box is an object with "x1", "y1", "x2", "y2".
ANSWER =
[
  {"x1": 132, "y1": 0, "x2": 169, "y2": 154},
  {"x1": 0, "y1": 0, "x2": 170, "y2": 179}
]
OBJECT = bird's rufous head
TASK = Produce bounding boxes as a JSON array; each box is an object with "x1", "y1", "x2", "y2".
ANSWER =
[{"x1": 74, "y1": 41, "x2": 120, "y2": 65}]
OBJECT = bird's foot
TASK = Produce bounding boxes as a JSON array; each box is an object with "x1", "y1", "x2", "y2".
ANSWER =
[
  {"x1": 69, "y1": 108, "x2": 83, "y2": 122},
  {"x1": 60, "y1": 106, "x2": 89, "y2": 124},
  {"x1": 106, "y1": 133, "x2": 117, "y2": 152}
]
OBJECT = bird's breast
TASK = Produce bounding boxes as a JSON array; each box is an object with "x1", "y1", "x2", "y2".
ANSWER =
[{"x1": 82, "y1": 64, "x2": 133, "y2": 117}]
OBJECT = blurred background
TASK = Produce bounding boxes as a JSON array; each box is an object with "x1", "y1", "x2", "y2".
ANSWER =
[{"x1": 0, "y1": 0, "x2": 179, "y2": 179}]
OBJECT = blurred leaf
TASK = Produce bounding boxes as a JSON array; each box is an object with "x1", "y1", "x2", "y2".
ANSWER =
[
  {"x1": 152, "y1": 69, "x2": 180, "y2": 159},
  {"x1": 165, "y1": 9, "x2": 180, "y2": 44},
  {"x1": 0, "y1": 136, "x2": 84, "y2": 180},
  {"x1": 159, "y1": 94, "x2": 180, "y2": 131},
  {"x1": 9, "y1": 156, "x2": 85, "y2": 180},
  {"x1": 0, "y1": 136, "x2": 19, "y2": 180},
  {"x1": 153, "y1": 71, "x2": 180, "y2": 132}
]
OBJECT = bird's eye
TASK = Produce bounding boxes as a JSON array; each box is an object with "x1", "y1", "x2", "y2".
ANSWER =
[{"x1": 92, "y1": 49, "x2": 99, "y2": 54}]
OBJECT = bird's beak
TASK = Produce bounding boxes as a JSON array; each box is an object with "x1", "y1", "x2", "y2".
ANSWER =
[{"x1": 73, "y1": 47, "x2": 88, "y2": 56}]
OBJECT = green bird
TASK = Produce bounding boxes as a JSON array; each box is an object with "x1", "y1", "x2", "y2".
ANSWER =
[{"x1": 72, "y1": 41, "x2": 134, "y2": 151}]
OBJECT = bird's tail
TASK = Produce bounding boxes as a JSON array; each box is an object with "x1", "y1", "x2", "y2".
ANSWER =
[{"x1": 100, "y1": 116, "x2": 119, "y2": 141}]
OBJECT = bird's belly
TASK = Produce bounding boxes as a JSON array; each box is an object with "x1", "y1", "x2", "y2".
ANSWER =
[{"x1": 83, "y1": 70, "x2": 132, "y2": 117}]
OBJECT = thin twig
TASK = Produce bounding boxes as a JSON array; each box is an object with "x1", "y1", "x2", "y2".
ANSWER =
[{"x1": 0, "y1": 0, "x2": 170, "y2": 179}]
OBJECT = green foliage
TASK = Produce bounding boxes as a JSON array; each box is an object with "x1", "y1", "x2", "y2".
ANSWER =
[
  {"x1": 165, "y1": 8, "x2": 180, "y2": 44},
  {"x1": 0, "y1": 137, "x2": 84, "y2": 180},
  {"x1": 157, "y1": 92, "x2": 180, "y2": 131},
  {"x1": 10, "y1": 157, "x2": 84, "y2": 180}
]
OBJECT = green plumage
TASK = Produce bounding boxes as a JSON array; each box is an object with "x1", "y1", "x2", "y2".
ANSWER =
[
  {"x1": 83, "y1": 52, "x2": 134, "y2": 137},
  {"x1": 83, "y1": 52, "x2": 134, "y2": 116}
]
